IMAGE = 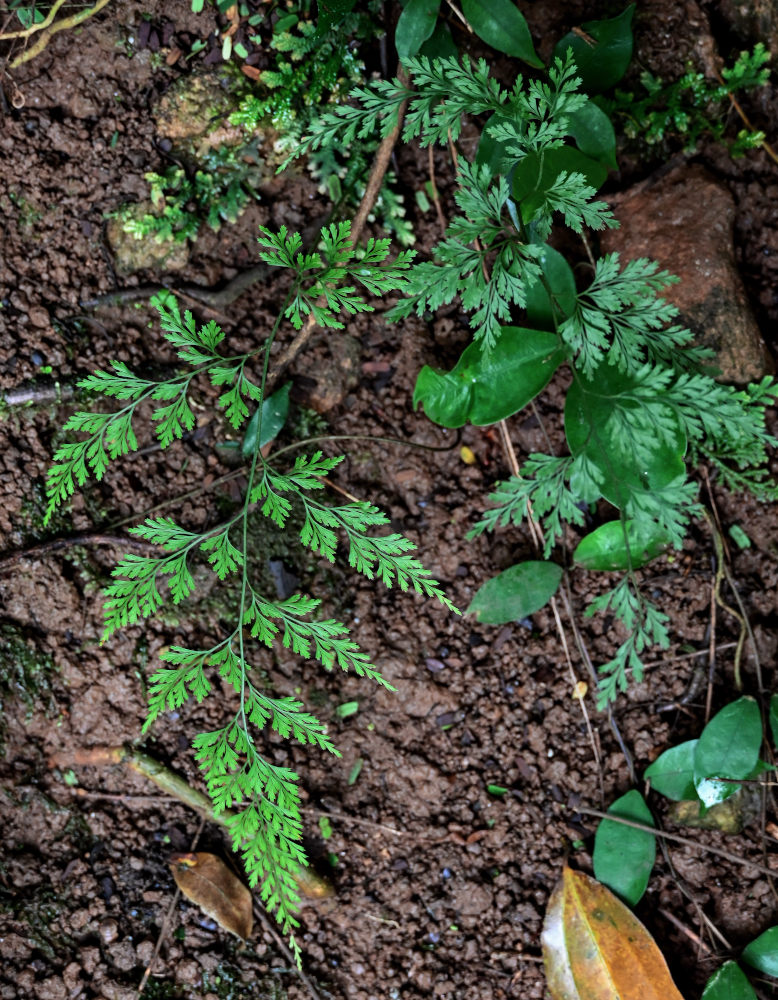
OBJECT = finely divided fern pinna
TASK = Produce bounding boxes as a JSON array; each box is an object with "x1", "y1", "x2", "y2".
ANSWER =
[{"x1": 44, "y1": 222, "x2": 456, "y2": 958}]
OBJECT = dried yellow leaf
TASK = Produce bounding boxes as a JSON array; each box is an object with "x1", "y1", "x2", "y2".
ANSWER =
[{"x1": 542, "y1": 866, "x2": 684, "y2": 1000}]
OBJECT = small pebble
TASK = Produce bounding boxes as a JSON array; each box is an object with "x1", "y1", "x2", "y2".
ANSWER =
[{"x1": 99, "y1": 918, "x2": 119, "y2": 944}]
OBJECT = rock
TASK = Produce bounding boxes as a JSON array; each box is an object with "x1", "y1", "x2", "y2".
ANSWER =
[
  {"x1": 105, "y1": 207, "x2": 190, "y2": 274},
  {"x1": 154, "y1": 70, "x2": 283, "y2": 169},
  {"x1": 601, "y1": 164, "x2": 772, "y2": 383},
  {"x1": 295, "y1": 334, "x2": 362, "y2": 413}
]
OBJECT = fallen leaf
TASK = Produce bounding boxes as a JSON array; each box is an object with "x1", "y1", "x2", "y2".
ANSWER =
[
  {"x1": 294, "y1": 865, "x2": 335, "y2": 901},
  {"x1": 170, "y1": 852, "x2": 253, "y2": 940},
  {"x1": 541, "y1": 866, "x2": 684, "y2": 1000}
]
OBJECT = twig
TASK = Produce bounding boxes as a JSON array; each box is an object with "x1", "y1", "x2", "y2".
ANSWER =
[
  {"x1": 657, "y1": 906, "x2": 715, "y2": 956},
  {"x1": 427, "y1": 145, "x2": 447, "y2": 233},
  {"x1": 137, "y1": 817, "x2": 205, "y2": 999},
  {"x1": 300, "y1": 807, "x2": 404, "y2": 838},
  {"x1": 50, "y1": 745, "x2": 237, "y2": 827},
  {"x1": 3, "y1": 382, "x2": 74, "y2": 407},
  {"x1": 0, "y1": 533, "x2": 157, "y2": 574},
  {"x1": 270, "y1": 66, "x2": 411, "y2": 383},
  {"x1": 574, "y1": 805, "x2": 778, "y2": 879},
  {"x1": 252, "y1": 902, "x2": 324, "y2": 1000},
  {"x1": 10, "y1": 0, "x2": 114, "y2": 68}
]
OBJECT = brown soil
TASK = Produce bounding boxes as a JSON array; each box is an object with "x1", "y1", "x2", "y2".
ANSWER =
[{"x1": 1, "y1": 3, "x2": 777, "y2": 999}]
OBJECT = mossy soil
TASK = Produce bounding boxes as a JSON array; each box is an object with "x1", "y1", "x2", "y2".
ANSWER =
[{"x1": 1, "y1": 2, "x2": 778, "y2": 999}]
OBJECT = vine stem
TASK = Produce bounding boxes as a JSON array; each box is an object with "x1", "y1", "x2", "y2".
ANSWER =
[
  {"x1": 0, "y1": 0, "x2": 68, "y2": 40},
  {"x1": 9, "y1": 0, "x2": 114, "y2": 67},
  {"x1": 269, "y1": 65, "x2": 411, "y2": 384}
]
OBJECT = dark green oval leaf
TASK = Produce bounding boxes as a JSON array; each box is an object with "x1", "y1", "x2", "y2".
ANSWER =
[
  {"x1": 770, "y1": 693, "x2": 778, "y2": 750},
  {"x1": 592, "y1": 789, "x2": 655, "y2": 906},
  {"x1": 414, "y1": 327, "x2": 566, "y2": 428},
  {"x1": 396, "y1": 0, "x2": 440, "y2": 60},
  {"x1": 467, "y1": 560, "x2": 562, "y2": 625},
  {"x1": 476, "y1": 113, "x2": 515, "y2": 177},
  {"x1": 644, "y1": 740, "x2": 698, "y2": 801},
  {"x1": 461, "y1": 0, "x2": 542, "y2": 67},
  {"x1": 241, "y1": 382, "x2": 291, "y2": 459},
  {"x1": 568, "y1": 98, "x2": 618, "y2": 169},
  {"x1": 701, "y1": 961, "x2": 758, "y2": 1000},
  {"x1": 524, "y1": 245, "x2": 577, "y2": 330},
  {"x1": 742, "y1": 926, "x2": 778, "y2": 978},
  {"x1": 693, "y1": 697, "x2": 761, "y2": 808},
  {"x1": 512, "y1": 146, "x2": 608, "y2": 224},
  {"x1": 573, "y1": 518, "x2": 671, "y2": 571},
  {"x1": 419, "y1": 19, "x2": 457, "y2": 59},
  {"x1": 695, "y1": 696, "x2": 761, "y2": 782},
  {"x1": 553, "y1": 5, "x2": 635, "y2": 93},
  {"x1": 564, "y1": 363, "x2": 687, "y2": 511}
]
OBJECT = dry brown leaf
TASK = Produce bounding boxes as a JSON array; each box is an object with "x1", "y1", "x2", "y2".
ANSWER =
[
  {"x1": 541, "y1": 866, "x2": 684, "y2": 1000},
  {"x1": 170, "y1": 852, "x2": 253, "y2": 940}
]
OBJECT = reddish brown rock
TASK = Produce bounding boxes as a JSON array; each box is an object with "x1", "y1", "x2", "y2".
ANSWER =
[{"x1": 601, "y1": 164, "x2": 772, "y2": 383}]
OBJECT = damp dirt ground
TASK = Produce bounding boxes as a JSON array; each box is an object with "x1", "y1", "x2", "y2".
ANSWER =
[{"x1": 1, "y1": 2, "x2": 778, "y2": 999}]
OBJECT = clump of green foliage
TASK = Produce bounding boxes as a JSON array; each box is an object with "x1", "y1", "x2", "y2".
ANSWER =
[
  {"x1": 112, "y1": 145, "x2": 264, "y2": 244},
  {"x1": 603, "y1": 42, "x2": 770, "y2": 155},
  {"x1": 290, "y1": 21, "x2": 776, "y2": 706},
  {"x1": 43, "y1": 0, "x2": 778, "y2": 962},
  {"x1": 590, "y1": 695, "x2": 778, "y2": 998},
  {"x1": 44, "y1": 224, "x2": 455, "y2": 959},
  {"x1": 120, "y1": 1, "x2": 411, "y2": 248}
]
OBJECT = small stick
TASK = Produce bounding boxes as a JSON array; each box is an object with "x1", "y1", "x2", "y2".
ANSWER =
[
  {"x1": 137, "y1": 817, "x2": 206, "y2": 999},
  {"x1": 270, "y1": 66, "x2": 411, "y2": 383},
  {"x1": 3, "y1": 382, "x2": 74, "y2": 407},
  {"x1": 0, "y1": 533, "x2": 157, "y2": 574},
  {"x1": 252, "y1": 903, "x2": 324, "y2": 1000},
  {"x1": 427, "y1": 145, "x2": 447, "y2": 233},
  {"x1": 574, "y1": 805, "x2": 778, "y2": 879},
  {"x1": 657, "y1": 906, "x2": 713, "y2": 956}
]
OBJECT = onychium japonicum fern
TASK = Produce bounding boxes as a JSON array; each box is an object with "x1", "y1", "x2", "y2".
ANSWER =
[
  {"x1": 291, "y1": 51, "x2": 776, "y2": 705},
  {"x1": 46, "y1": 50, "x2": 777, "y2": 954},
  {"x1": 45, "y1": 222, "x2": 455, "y2": 960}
]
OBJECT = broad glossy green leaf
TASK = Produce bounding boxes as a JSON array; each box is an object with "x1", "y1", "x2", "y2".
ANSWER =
[
  {"x1": 593, "y1": 790, "x2": 655, "y2": 906},
  {"x1": 568, "y1": 98, "x2": 618, "y2": 169},
  {"x1": 701, "y1": 961, "x2": 758, "y2": 1000},
  {"x1": 476, "y1": 113, "x2": 515, "y2": 176},
  {"x1": 396, "y1": 0, "x2": 440, "y2": 60},
  {"x1": 414, "y1": 326, "x2": 566, "y2": 428},
  {"x1": 573, "y1": 518, "x2": 671, "y2": 571},
  {"x1": 564, "y1": 364, "x2": 687, "y2": 511},
  {"x1": 512, "y1": 146, "x2": 608, "y2": 224},
  {"x1": 693, "y1": 697, "x2": 761, "y2": 808},
  {"x1": 695, "y1": 697, "x2": 761, "y2": 781},
  {"x1": 419, "y1": 19, "x2": 457, "y2": 59},
  {"x1": 461, "y1": 0, "x2": 542, "y2": 67},
  {"x1": 467, "y1": 560, "x2": 562, "y2": 624},
  {"x1": 644, "y1": 741, "x2": 697, "y2": 801},
  {"x1": 553, "y1": 5, "x2": 635, "y2": 93},
  {"x1": 524, "y1": 245, "x2": 577, "y2": 330},
  {"x1": 770, "y1": 693, "x2": 778, "y2": 749},
  {"x1": 742, "y1": 926, "x2": 778, "y2": 977},
  {"x1": 241, "y1": 382, "x2": 291, "y2": 458}
]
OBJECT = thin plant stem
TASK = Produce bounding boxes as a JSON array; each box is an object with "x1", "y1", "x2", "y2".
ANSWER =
[{"x1": 574, "y1": 805, "x2": 778, "y2": 879}]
